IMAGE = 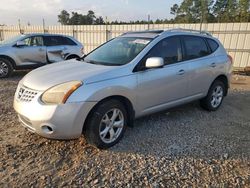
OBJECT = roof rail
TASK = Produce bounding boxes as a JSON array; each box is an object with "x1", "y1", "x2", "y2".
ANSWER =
[
  {"x1": 167, "y1": 28, "x2": 212, "y2": 36},
  {"x1": 122, "y1": 30, "x2": 164, "y2": 35}
]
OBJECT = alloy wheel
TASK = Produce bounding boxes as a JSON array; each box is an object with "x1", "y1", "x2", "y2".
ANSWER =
[
  {"x1": 0, "y1": 61, "x2": 9, "y2": 77},
  {"x1": 99, "y1": 108, "x2": 124, "y2": 144},
  {"x1": 211, "y1": 85, "x2": 223, "y2": 108}
]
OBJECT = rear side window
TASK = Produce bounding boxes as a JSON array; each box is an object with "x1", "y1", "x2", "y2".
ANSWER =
[
  {"x1": 63, "y1": 37, "x2": 77, "y2": 45},
  {"x1": 206, "y1": 38, "x2": 219, "y2": 53},
  {"x1": 183, "y1": 36, "x2": 210, "y2": 60},
  {"x1": 146, "y1": 36, "x2": 182, "y2": 65},
  {"x1": 44, "y1": 36, "x2": 61, "y2": 46},
  {"x1": 44, "y1": 36, "x2": 77, "y2": 46}
]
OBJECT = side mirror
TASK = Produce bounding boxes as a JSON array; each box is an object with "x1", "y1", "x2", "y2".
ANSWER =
[
  {"x1": 145, "y1": 57, "x2": 164, "y2": 69},
  {"x1": 16, "y1": 41, "x2": 26, "y2": 47}
]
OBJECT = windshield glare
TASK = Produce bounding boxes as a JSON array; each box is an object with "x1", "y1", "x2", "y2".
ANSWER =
[
  {"x1": 0, "y1": 35, "x2": 24, "y2": 45},
  {"x1": 84, "y1": 37, "x2": 152, "y2": 66}
]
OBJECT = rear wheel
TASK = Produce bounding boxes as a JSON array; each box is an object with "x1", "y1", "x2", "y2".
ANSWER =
[
  {"x1": 66, "y1": 55, "x2": 79, "y2": 60},
  {"x1": 83, "y1": 100, "x2": 127, "y2": 149},
  {"x1": 200, "y1": 80, "x2": 226, "y2": 111},
  {"x1": 0, "y1": 58, "x2": 13, "y2": 78}
]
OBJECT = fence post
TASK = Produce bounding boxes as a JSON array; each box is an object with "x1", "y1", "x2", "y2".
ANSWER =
[
  {"x1": 0, "y1": 26, "x2": 3, "y2": 41},
  {"x1": 73, "y1": 25, "x2": 77, "y2": 38},
  {"x1": 43, "y1": 18, "x2": 48, "y2": 33},
  {"x1": 105, "y1": 17, "x2": 109, "y2": 41}
]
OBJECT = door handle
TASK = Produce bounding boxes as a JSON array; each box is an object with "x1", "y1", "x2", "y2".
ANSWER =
[
  {"x1": 39, "y1": 48, "x2": 45, "y2": 52},
  {"x1": 177, "y1": 69, "x2": 185, "y2": 75},
  {"x1": 210, "y1": 63, "x2": 216, "y2": 68}
]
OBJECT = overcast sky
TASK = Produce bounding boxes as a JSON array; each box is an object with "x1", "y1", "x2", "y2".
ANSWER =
[{"x1": 0, "y1": 0, "x2": 182, "y2": 26}]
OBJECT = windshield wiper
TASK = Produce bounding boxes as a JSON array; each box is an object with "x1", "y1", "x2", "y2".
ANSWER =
[{"x1": 80, "y1": 58, "x2": 121, "y2": 66}]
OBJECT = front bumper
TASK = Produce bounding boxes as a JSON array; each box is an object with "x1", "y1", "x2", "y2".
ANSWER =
[{"x1": 13, "y1": 96, "x2": 96, "y2": 140}]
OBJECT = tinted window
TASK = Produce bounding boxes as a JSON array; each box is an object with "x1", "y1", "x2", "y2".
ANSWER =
[
  {"x1": 145, "y1": 37, "x2": 182, "y2": 65},
  {"x1": 183, "y1": 36, "x2": 209, "y2": 60},
  {"x1": 22, "y1": 36, "x2": 43, "y2": 46},
  {"x1": 44, "y1": 36, "x2": 64, "y2": 46},
  {"x1": 207, "y1": 38, "x2": 219, "y2": 52},
  {"x1": 64, "y1": 37, "x2": 77, "y2": 45}
]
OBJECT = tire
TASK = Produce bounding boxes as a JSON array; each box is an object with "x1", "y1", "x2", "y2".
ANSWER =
[
  {"x1": 83, "y1": 100, "x2": 127, "y2": 149},
  {"x1": 0, "y1": 58, "x2": 13, "y2": 78},
  {"x1": 200, "y1": 80, "x2": 226, "y2": 111},
  {"x1": 66, "y1": 55, "x2": 79, "y2": 60}
]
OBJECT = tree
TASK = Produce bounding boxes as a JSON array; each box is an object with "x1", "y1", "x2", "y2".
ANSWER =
[
  {"x1": 212, "y1": 0, "x2": 238, "y2": 22},
  {"x1": 58, "y1": 10, "x2": 70, "y2": 25},
  {"x1": 170, "y1": 4, "x2": 179, "y2": 16},
  {"x1": 238, "y1": 0, "x2": 250, "y2": 22},
  {"x1": 170, "y1": 0, "x2": 249, "y2": 23},
  {"x1": 69, "y1": 12, "x2": 81, "y2": 25},
  {"x1": 58, "y1": 10, "x2": 104, "y2": 25},
  {"x1": 86, "y1": 10, "x2": 96, "y2": 24},
  {"x1": 170, "y1": 0, "x2": 214, "y2": 23},
  {"x1": 95, "y1": 16, "x2": 105, "y2": 24}
]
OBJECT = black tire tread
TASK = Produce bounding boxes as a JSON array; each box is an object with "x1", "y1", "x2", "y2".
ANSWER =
[
  {"x1": 0, "y1": 58, "x2": 13, "y2": 78},
  {"x1": 83, "y1": 99, "x2": 127, "y2": 149},
  {"x1": 200, "y1": 80, "x2": 226, "y2": 111}
]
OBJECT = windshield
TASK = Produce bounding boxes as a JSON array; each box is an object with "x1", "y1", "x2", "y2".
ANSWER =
[
  {"x1": 84, "y1": 37, "x2": 152, "y2": 66},
  {"x1": 0, "y1": 35, "x2": 24, "y2": 45}
]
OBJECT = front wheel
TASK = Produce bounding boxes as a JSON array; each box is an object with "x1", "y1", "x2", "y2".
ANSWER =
[
  {"x1": 0, "y1": 58, "x2": 13, "y2": 78},
  {"x1": 83, "y1": 100, "x2": 127, "y2": 149},
  {"x1": 200, "y1": 80, "x2": 226, "y2": 111}
]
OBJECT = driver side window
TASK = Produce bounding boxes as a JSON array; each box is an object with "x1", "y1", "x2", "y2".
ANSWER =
[
  {"x1": 146, "y1": 36, "x2": 182, "y2": 65},
  {"x1": 22, "y1": 36, "x2": 44, "y2": 46}
]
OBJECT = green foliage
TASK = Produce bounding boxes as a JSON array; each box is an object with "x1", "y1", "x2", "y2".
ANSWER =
[
  {"x1": 58, "y1": 1, "x2": 250, "y2": 25},
  {"x1": 58, "y1": 10, "x2": 70, "y2": 25},
  {"x1": 171, "y1": 0, "x2": 250, "y2": 23},
  {"x1": 238, "y1": 0, "x2": 250, "y2": 22},
  {"x1": 58, "y1": 10, "x2": 104, "y2": 25}
]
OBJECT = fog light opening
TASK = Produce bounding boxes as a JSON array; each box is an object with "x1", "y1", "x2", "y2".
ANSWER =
[{"x1": 41, "y1": 125, "x2": 54, "y2": 134}]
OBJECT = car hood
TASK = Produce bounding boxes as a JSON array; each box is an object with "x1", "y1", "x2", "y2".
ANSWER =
[
  {"x1": 0, "y1": 44, "x2": 11, "y2": 50},
  {"x1": 21, "y1": 60, "x2": 119, "y2": 91}
]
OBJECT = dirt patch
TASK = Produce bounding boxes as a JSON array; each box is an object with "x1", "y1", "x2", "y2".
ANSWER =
[{"x1": 0, "y1": 72, "x2": 250, "y2": 187}]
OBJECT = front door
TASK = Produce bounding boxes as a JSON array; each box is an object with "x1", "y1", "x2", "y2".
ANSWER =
[
  {"x1": 15, "y1": 36, "x2": 46, "y2": 65},
  {"x1": 136, "y1": 36, "x2": 189, "y2": 115}
]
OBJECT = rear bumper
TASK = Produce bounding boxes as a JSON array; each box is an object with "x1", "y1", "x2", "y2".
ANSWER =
[{"x1": 13, "y1": 98, "x2": 96, "y2": 140}]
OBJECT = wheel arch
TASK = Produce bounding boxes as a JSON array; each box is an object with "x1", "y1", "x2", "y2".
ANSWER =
[
  {"x1": 83, "y1": 95, "x2": 135, "y2": 132},
  {"x1": 211, "y1": 74, "x2": 229, "y2": 96},
  {"x1": 0, "y1": 55, "x2": 16, "y2": 69},
  {"x1": 65, "y1": 54, "x2": 80, "y2": 60}
]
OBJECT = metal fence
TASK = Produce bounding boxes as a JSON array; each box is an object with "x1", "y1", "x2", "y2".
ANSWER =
[{"x1": 0, "y1": 23, "x2": 250, "y2": 69}]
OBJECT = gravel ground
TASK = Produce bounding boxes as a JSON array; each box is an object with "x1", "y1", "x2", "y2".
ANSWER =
[{"x1": 0, "y1": 71, "x2": 250, "y2": 187}]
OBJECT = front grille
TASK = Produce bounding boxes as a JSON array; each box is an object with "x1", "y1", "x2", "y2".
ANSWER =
[{"x1": 17, "y1": 85, "x2": 38, "y2": 102}]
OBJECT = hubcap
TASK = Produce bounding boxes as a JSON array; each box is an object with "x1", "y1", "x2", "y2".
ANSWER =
[
  {"x1": 99, "y1": 108, "x2": 124, "y2": 144},
  {"x1": 0, "y1": 61, "x2": 8, "y2": 77},
  {"x1": 211, "y1": 85, "x2": 223, "y2": 108}
]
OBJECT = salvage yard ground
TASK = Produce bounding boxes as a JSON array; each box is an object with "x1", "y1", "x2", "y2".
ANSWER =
[{"x1": 0, "y1": 72, "x2": 250, "y2": 187}]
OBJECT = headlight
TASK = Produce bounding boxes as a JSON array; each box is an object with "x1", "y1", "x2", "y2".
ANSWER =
[{"x1": 41, "y1": 81, "x2": 82, "y2": 104}]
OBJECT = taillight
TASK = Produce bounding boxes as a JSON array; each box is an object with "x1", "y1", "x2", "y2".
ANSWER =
[
  {"x1": 227, "y1": 54, "x2": 233, "y2": 65},
  {"x1": 81, "y1": 47, "x2": 84, "y2": 55}
]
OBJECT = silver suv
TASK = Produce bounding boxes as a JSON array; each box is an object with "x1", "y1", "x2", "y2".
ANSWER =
[
  {"x1": 0, "y1": 33, "x2": 84, "y2": 78},
  {"x1": 14, "y1": 29, "x2": 233, "y2": 149}
]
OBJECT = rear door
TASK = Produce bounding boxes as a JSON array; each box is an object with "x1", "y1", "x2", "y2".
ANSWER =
[
  {"x1": 181, "y1": 35, "x2": 216, "y2": 97},
  {"x1": 14, "y1": 36, "x2": 46, "y2": 65},
  {"x1": 136, "y1": 36, "x2": 189, "y2": 115},
  {"x1": 44, "y1": 36, "x2": 66, "y2": 63}
]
